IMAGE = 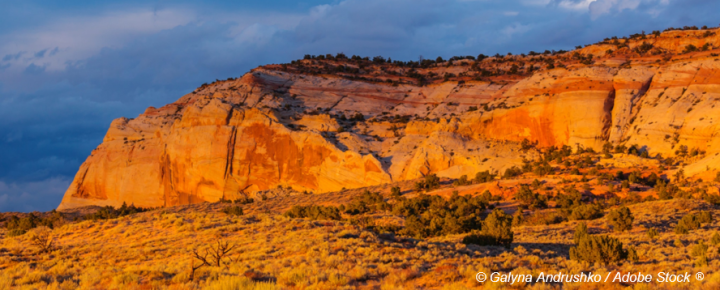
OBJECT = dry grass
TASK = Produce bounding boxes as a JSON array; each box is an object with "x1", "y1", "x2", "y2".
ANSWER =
[
  {"x1": 0, "y1": 180, "x2": 720, "y2": 289},
  {"x1": 1, "y1": 198, "x2": 719, "y2": 289}
]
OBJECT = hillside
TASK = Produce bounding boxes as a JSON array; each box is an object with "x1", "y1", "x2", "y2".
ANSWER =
[{"x1": 3, "y1": 187, "x2": 720, "y2": 289}]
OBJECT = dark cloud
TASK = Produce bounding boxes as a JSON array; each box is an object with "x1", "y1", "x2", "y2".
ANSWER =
[
  {"x1": 0, "y1": 0, "x2": 718, "y2": 212},
  {"x1": 0, "y1": 177, "x2": 71, "y2": 212},
  {"x1": 23, "y1": 63, "x2": 47, "y2": 74},
  {"x1": 34, "y1": 49, "x2": 48, "y2": 58},
  {"x1": 2, "y1": 52, "x2": 24, "y2": 61}
]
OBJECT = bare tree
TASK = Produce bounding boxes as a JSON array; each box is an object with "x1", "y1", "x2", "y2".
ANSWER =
[
  {"x1": 207, "y1": 240, "x2": 236, "y2": 267},
  {"x1": 190, "y1": 248, "x2": 211, "y2": 281},
  {"x1": 189, "y1": 239, "x2": 236, "y2": 281}
]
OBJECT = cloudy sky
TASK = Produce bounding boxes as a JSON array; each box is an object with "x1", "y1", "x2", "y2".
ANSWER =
[{"x1": 0, "y1": 0, "x2": 717, "y2": 212}]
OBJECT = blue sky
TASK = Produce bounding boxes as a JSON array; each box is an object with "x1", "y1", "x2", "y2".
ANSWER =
[{"x1": 1, "y1": 0, "x2": 718, "y2": 212}]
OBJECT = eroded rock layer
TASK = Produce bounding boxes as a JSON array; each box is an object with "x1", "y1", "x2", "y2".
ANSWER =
[{"x1": 59, "y1": 28, "x2": 720, "y2": 209}]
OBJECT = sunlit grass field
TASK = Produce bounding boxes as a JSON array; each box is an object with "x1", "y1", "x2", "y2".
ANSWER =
[{"x1": 1, "y1": 196, "x2": 719, "y2": 289}]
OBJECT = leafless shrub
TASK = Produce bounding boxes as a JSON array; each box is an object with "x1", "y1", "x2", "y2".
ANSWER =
[
  {"x1": 189, "y1": 239, "x2": 237, "y2": 281},
  {"x1": 28, "y1": 226, "x2": 55, "y2": 254}
]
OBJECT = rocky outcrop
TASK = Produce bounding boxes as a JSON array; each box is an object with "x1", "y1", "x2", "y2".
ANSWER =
[{"x1": 59, "y1": 28, "x2": 720, "y2": 209}]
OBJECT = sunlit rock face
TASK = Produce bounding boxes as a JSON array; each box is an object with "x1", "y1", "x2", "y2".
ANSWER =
[{"x1": 58, "y1": 28, "x2": 720, "y2": 209}]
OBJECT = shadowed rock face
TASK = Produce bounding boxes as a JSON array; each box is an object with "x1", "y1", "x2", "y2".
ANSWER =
[{"x1": 58, "y1": 28, "x2": 720, "y2": 209}]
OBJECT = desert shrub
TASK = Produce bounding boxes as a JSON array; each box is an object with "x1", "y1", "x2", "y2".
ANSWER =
[
  {"x1": 523, "y1": 210, "x2": 565, "y2": 226},
  {"x1": 647, "y1": 228, "x2": 659, "y2": 240},
  {"x1": 395, "y1": 192, "x2": 487, "y2": 238},
  {"x1": 503, "y1": 166, "x2": 523, "y2": 179},
  {"x1": 390, "y1": 186, "x2": 402, "y2": 198},
  {"x1": 570, "y1": 234, "x2": 628, "y2": 265},
  {"x1": 221, "y1": 196, "x2": 254, "y2": 204},
  {"x1": 221, "y1": 206, "x2": 244, "y2": 216},
  {"x1": 520, "y1": 138, "x2": 535, "y2": 150},
  {"x1": 453, "y1": 175, "x2": 471, "y2": 186},
  {"x1": 655, "y1": 180, "x2": 682, "y2": 200},
  {"x1": 702, "y1": 193, "x2": 720, "y2": 205},
  {"x1": 569, "y1": 204, "x2": 604, "y2": 220},
  {"x1": 675, "y1": 211, "x2": 712, "y2": 234},
  {"x1": 515, "y1": 185, "x2": 547, "y2": 209},
  {"x1": 462, "y1": 232, "x2": 500, "y2": 247},
  {"x1": 696, "y1": 211, "x2": 713, "y2": 224},
  {"x1": 478, "y1": 190, "x2": 494, "y2": 202},
  {"x1": 344, "y1": 190, "x2": 389, "y2": 215},
  {"x1": 691, "y1": 240, "x2": 708, "y2": 257},
  {"x1": 84, "y1": 203, "x2": 153, "y2": 220},
  {"x1": 627, "y1": 246, "x2": 639, "y2": 263},
  {"x1": 692, "y1": 240, "x2": 709, "y2": 266},
  {"x1": 712, "y1": 232, "x2": 720, "y2": 246},
  {"x1": 481, "y1": 209, "x2": 514, "y2": 247},
  {"x1": 414, "y1": 174, "x2": 440, "y2": 191},
  {"x1": 4, "y1": 210, "x2": 66, "y2": 235},
  {"x1": 606, "y1": 206, "x2": 634, "y2": 232},
  {"x1": 554, "y1": 190, "x2": 583, "y2": 209},
  {"x1": 533, "y1": 162, "x2": 554, "y2": 176},
  {"x1": 512, "y1": 209, "x2": 524, "y2": 227},
  {"x1": 462, "y1": 208, "x2": 513, "y2": 248},
  {"x1": 283, "y1": 205, "x2": 341, "y2": 220},
  {"x1": 28, "y1": 226, "x2": 55, "y2": 254},
  {"x1": 7, "y1": 229, "x2": 27, "y2": 237},
  {"x1": 573, "y1": 222, "x2": 588, "y2": 245}
]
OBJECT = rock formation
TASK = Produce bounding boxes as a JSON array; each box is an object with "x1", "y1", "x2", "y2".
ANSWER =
[{"x1": 59, "y1": 27, "x2": 720, "y2": 209}]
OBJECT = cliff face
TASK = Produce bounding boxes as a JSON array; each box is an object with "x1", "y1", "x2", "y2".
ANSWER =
[{"x1": 58, "y1": 28, "x2": 720, "y2": 209}]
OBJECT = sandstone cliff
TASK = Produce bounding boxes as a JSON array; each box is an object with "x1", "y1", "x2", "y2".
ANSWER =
[{"x1": 59, "y1": 27, "x2": 720, "y2": 209}]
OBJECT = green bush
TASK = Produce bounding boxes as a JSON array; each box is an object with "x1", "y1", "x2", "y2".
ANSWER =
[
  {"x1": 463, "y1": 208, "x2": 513, "y2": 248},
  {"x1": 84, "y1": 203, "x2": 153, "y2": 220},
  {"x1": 344, "y1": 190, "x2": 389, "y2": 215},
  {"x1": 222, "y1": 206, "x2": 244, "y2": 216},
  {"x1": 395, "y1": 192, "x2": 487, "y2": 238},
  {"x1": 503, "y1": 166, "x2": 523, "y2": 179},
  {"x1": 390, "y1": 186, "x2": 402, "y2": 198},
  {"x1": 515, "y1": 185, "x2": 547, "y2": 209},
  {"x1": 481, "y1": 209, "x2": 514, "y2": 248},
  {"x1": 414, "y1": 174, "x2": 440, "y2": 191},
  {"x1": 233, "y1": 196, "x2": 255, "y2": 204},
  {"x1": 675, "y1": 211, "x2": 712, "y2": 234},
  {"x1": 607, "y1": 206, "x2": 634, "y2": 232},
  {"x1": 554, "y1": 191, "x2": 582, "y2": 209},
  {"x1": 462, "y1": 232, "x2": 500, "y2": 246},
  {"x1": 219, "y1": 196, "x2": 254, "y2": 204},
  {"x1": 522, "y1": 210, "x2": 565, "y2": 226},
  {"x1": 5, "y1": 210, "x2": 67, "y2": 235},
  {"x1": 453, "y1": 175, "x2": 471, "y2": 186},
  {"x1": 284, "y1": 205, "x2": 341, "y2": 220},
  {"x1": 512, "y1": 209, "x2": 524, "y2": 227},
  {"x1": 569, "y1": 204, "x2": 604, "y2": 220},
  {"x1": 570, "y1": 234, "x2": 628, "y2": 265},
  {"x1": 7, "y1": 229, "x2": 27, "y2": 237}
]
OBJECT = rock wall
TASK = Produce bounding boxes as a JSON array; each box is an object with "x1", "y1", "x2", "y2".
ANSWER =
[{"x1": 59, "y1": 29, "x2": 720, "y2": 209}]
